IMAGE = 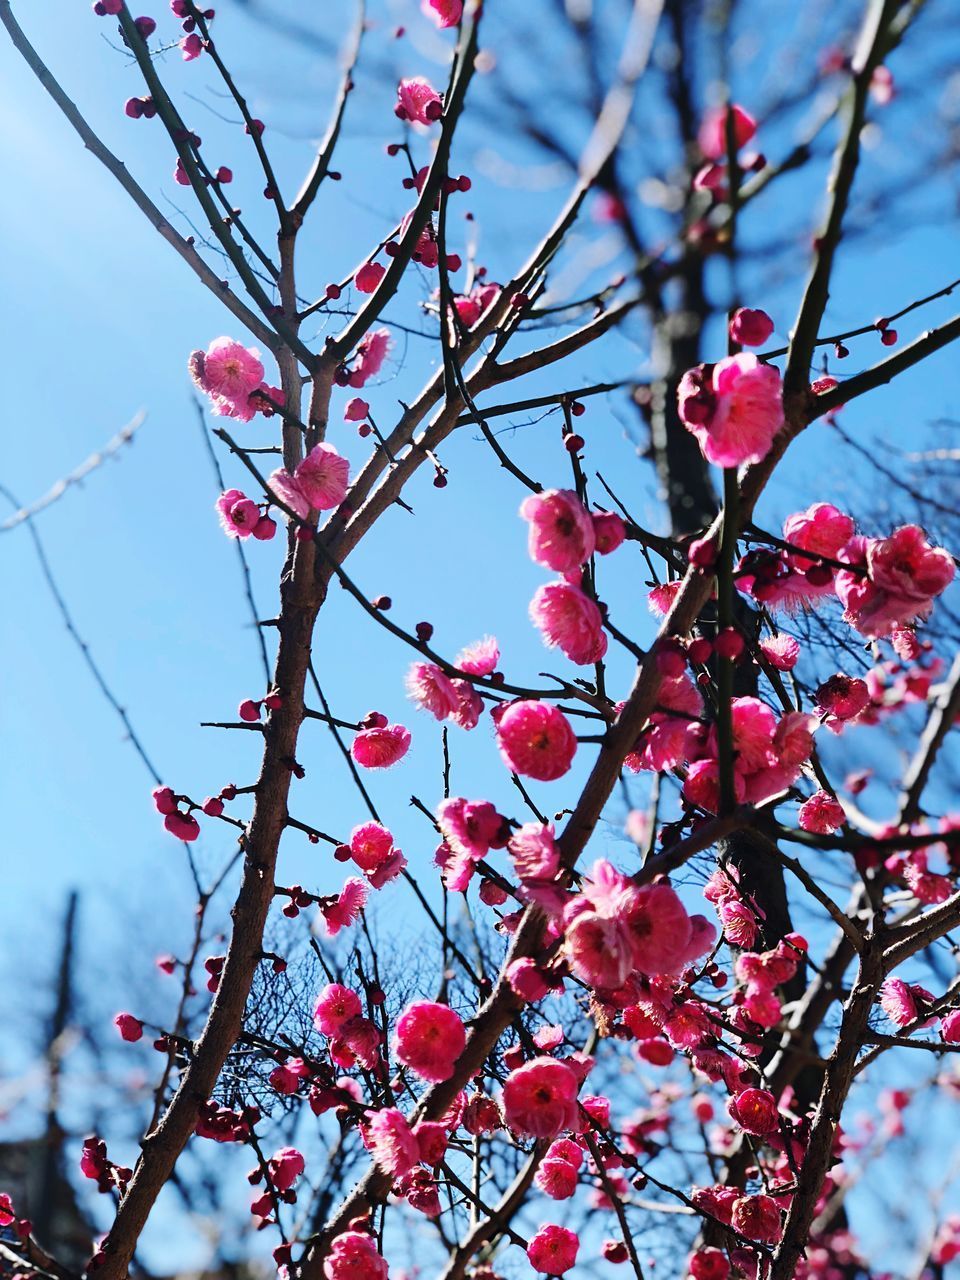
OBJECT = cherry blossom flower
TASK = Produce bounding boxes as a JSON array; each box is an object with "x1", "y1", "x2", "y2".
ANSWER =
[
  {"x1": 535, "y1": 1155, "x2": 579, "y2": 1199},
  {"x1": 320, "y1": 878, "x2": 368, "y2": 936},
  {"x1": 436, "y1": 797, "x2": 504, "y2": 859},
  {"x1": 406, "y1": 662, "x2": 460, "y2": 719},
  {"x1": 351, "y1": 723, "x2": 411, "y2": 769},
  {"x1": 323, "y1": 1232, "x2": 388, "y2": 1280},
  {"x1": 314, "y1": 984, "x2": 363, "y2": 1036},
  {"x1": 269, "y1": 443, "x2": 350, "y2": 518},
  {"x1": 348, "y1": 822, "x2": 396, "y2": 874},
  {"x1": 835, "y1": 525, "x2": 955, "y2": 637},
  {"x1": 267, "y1": 1147, "x2": 304, "y2": 1193},
  {"x1": 698, "y1": 104, "x2": 757, "y2": 159},
  {"x1": 647, "y1": 580, "x2": 683, "y2": 617},
  {"x1": 798, "y1": 790, "x2": 846, "y2": 833},
  {"x1": 394, "y1": 1001, "x2": 466, "y2": 1082},
  {"x1": 520, "y1": 489, "x2": 596, "y2": 572},
  {"x1": 396, "y1": 77, "x2": 443, "y2": 125},
  {"x1": 678, "y1": 354, "x2": 783, "y2": 468},
  {"x1": 216, "y1": 489, "x2": 260, "y2": 538},
  {"x1": 527, "y1": 1224, "x2": 580, "y2": 1274},
  {"x1": 421, "y1": 0, "x2": 462, "y2": 27},
  {"x1": 455, "y1": 635, "x2": 499, "y2": 675},
  {"x1": 495, "y1": 700, "x2": 577, "y2": 781},
  {"x1": 688, "y1": 1247, "x2": 731, "y2": 1280},
  {"x1": 355, "y1": 262, "x2": 386, "y2": 294},
  {"x1": 731, "y1": 1194, "x2": 782, "y2": 1244},
  {"x1": 529, "y1": 580, "x2": 607, "y2": 664},
  {"x1": 592, "y1": 510, "x2": 627, "y2": 555},
  {"x1": 879, "y1": 977, "x2": 919, "y2": 1027},
  {"x1": 760, "y1": 633, "x2": 799, "y2": 670},
  {"x1": 365, "y1": 1107, "x2": 419, "y2": 1178},
  {"x1": 347, "y1": 328, "x2": 392, "y2": 387},
  {"x1": 502, "y1": 1057, "x2": 581, "y2": 1139},
  {"x1": 727, "y1": 1088, "x2": 780, "y2": 1136}
]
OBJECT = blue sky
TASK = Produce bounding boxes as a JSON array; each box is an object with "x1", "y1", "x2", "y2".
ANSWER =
[{"x1": 3, "y1": 0, "x2": 960, "y2": 1271}]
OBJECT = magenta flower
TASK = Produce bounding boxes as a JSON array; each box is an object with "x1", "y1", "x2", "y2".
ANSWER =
[
  {"x1": 798, "y1": 790, "x2": 845, "y2": 833},
  {"x1": 495, "y1": 700, "x2": 577, "y2": 781},
  {"x1": 727, "y1": 1087, "x2": 780, "y2": 1136},
  {"x1": 216, "y1": 488, "x2": 260, "y2": 538},
  {"x1": 698, "y1": 103, "x2": 757, "y2": 160},
  {"x1": 313, "y1": 983, "x2": 362, "y2": 1036},
  {"x1": 406, "y1": 661, "x2": 460, "y2": 720},
  {"x1": 455, "y1": 635, "x2": 499, "y2": 675},
  {"x1": 502, "y1": 1057, "x2": 580, "y2": 1139},
  {"x1": 350, "y1": 328, "x2": 392, "y2": 387},
  {"x1": 678, "y1": 354, "x2": 783, "y2": 468},
  {"x1": 729, "y1": 307, "x2": 774, "y2": 347},
  {"x1": 320, "y1": 878, "x2": 368, "y2": 936},
  {"x1": 365, "y1": 1107, "x2": 419, "y2": 1178},
  {"x1": 529, "y1": 580, "x2": 607, "y2": 665},
  {"x1": 836, "y1": 524, "x2": 955, "y2": 637},
  {"x1": 355, "y1": 261, "x2": 386, "y2": 294},
  {"x1": 421, "y1": 0, "x2": 462, "y2": 28},
  {"x1": 114, "y1": 1012, "x2": 144, "y2": 1042},
  {"x1": 527, "y1": 1225, "x2": 580, "y2": 1275},
  {"x1": 520, "y1": 489, "x2": 596, "y2": 572},
  {"x1": 267, "y1": 1147, "x2": 304, "y2": 1193},
  {"x1": 351, "y1": 723, "x2": 411, "y2": 769},
  {"x1": 323, "y1": 1232, "x2": 388, "y2": 1280},
  {"x1": 396, "y1": 77, "x2": 443, "y2": 125},
  {"x1": 393, "y1": 1000, "x2": 466, "y2": 1082},
  {"x1": 348, "y1": 821, "x2": 395, "y2": 874}
]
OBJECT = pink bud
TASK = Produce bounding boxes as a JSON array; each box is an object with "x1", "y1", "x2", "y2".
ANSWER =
[
  {"x1": 115, "y1": 1013, "x2": 144, "y2": 1042},
  {"x1": 344, "y1": 397, "x2": 370, "y2": 421},
  {"x1": 355, "y1": 262, "x2": 386, "y2": 293},
  {"x1": 152, "y1": 785, "x2": 177, "y2": 815},
  {"x1": 729, "y1": 307, "x2": 774, "y2": 347},
  {"x1": 124, "y1": 97, "x2": 145, "y2": 119},
  {"x1": 216, "y1": 166, "x2": 233, "y2": 183},
  {"x1": 239, "y1": 699, "x2": 262, "y2": 722},
  {"x1": 134, "y1": 16, "x2": 157, "y2": 38},
  {"x1": 252, "y1": 514, "x2": 277, "y2": 540},
  {"x1": 201, "y1": 796, "x2": 224, "y2": 817},
  {"x1": 714, "y1": 628, "x2": 745, "y2": 660},
  {"x1": 264, "y1": 693, "x2": 283, "y2": 711}
]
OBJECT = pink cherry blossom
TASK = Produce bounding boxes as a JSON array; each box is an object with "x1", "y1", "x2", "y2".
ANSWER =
[
  {"x1": 436, "y1": 797, "x2": 504, "y2": 859},
  {"x1": 508, "y1": 822, "x2": 561, "y2": 884},
  {"x1": 421, "y1": 0, "x2": 462, "y2": 27},
  {"x1": 835, "y1": 525, "x2": 955, "y2": 637},
  {"x1": 297, "y1": 443, "x2": 351, "y2": 509},
  {"x1": 529, "y1": 580, "x2": 607, "y2": 665},
  {"x1": 495, "y1": 700, "x2": 577, "y2": 781},
  {"x1": 216, "y1": 489, "x2": 260, "y2": 539},
  {"x1": 727, "y1": 1088, "x2": 780, "y2": 1135},
  {"x1": 519, "y1": 489, "x2": 596, "y2": 572},
  {"x1": 365, "y1": 1107, "x2": 419, "y2": 1178},
  {"x1": 647, "y1": 580, "x2": 683, "y2": 617},
  {"x1": 393, "y1": 1001, "x2": 466, "y2": 1082},
  {"x1": 698, "y1": 103, "x2": 757, "y2": 159},
  {"x1": 527, "y1": 1224, "x2": 580, "y2": 1275},
  {"x1": 879, "y1": 977, "x2": 918, "y2": 1027},
  {"x1": 321, "y1": 878, "x2": 368, "y2": 936},
  {"x1": 396, "y1": 77, "x2": 442, "y2": 125},
  {"x1": 406, "y1": 662, "x2": 460, "y2": 719},
  {"x1": 760, "y1": 633, "x2": 799, "y2": 670},
  {"x1": 268, "y1": 1147, "x2": 304, "y2": 1193},
  {"x1": 355, "y1": 262, "x2": 386, "y2": 294},
  {"x1": 351, "y1": 723, "x2": 411, "y2": 769},
  {"x1": 798, "y1": 790, "x2": 845, "y2": 833},
  {"x1": 592, "y1": 510, "x2": 627, "y2": 555},
  {"x1": 314, "y1": 984, "x2": 363, "y2": 1036},
  {"x1": 348, "y1": 328, "x2": 392, "y2": 387},
  {"x1": 349, "y1": 822, "x2": 395, "y2": 874},
  {"x1": 455, "y1": 635, "x2": 499, "y2": 675},
  {"x1": 731, "y1": 1194, "x2": 782, "y2": 1244},
  {"x1": 502, "y1": 1057, "x2": 580, "y2": 1139},
  {"x1": 323, "y1": 1232, "x2": 388, "y2": 1280},
  {"x1": 689, "y1": 1248, "x2": 731, "y2": 1280},
  {"x1": 678, "y1": 354, "x2": 783, "y2": 468},
  {"x1": 535, "y1": 1155, "x2": 579, "y2": 1199},
  {"x1": 941, "y1": 1009, "x2": 960, "y2": 1042}
]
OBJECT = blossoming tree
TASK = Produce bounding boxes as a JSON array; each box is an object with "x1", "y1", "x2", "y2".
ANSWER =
[{"x1": 5, "y1": 1, "x2": 960, "y2": 1279}]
